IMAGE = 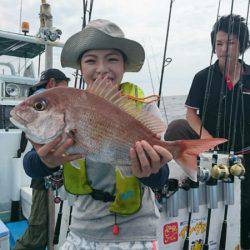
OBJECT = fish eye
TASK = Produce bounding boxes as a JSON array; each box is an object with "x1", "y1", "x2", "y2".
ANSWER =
[{"x1": 33, "y1": 100, "x2": 47, "y2": 111}]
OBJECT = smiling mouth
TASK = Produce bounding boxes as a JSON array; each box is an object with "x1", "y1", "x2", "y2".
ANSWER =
[{"x1": 94, "y1": 77, "x2": 114, "y2": 82}]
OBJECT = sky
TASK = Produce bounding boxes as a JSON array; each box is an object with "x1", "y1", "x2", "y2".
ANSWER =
[{"x1": 0, "y1": 0, "x2": 250, "y2": 96}]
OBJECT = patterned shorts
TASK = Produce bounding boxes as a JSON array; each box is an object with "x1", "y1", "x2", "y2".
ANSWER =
[{"x1": 61, "y1": 231, "x2": 158, "y2": 250}]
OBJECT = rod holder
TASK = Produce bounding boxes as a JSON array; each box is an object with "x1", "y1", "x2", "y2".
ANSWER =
[
  {"x1": 223, "y1": 182, "x2": 234, "y2": 205},
  {"x1": 167, "y1": 179, "x2": 179, "y2": 217},
  {"x1": 188, "y1": 186, "x2": 200, "y2": 213},
  {"x1": 206, "y1": 185, "x2": 218, "y2": 209}
]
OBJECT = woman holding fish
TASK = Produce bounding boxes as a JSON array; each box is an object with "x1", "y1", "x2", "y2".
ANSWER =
[{"x1": 11, "y1": 19, "x2": 224, "y2": 249}]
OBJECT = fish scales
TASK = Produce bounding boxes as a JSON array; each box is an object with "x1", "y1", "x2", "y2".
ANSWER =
[
  {"x1": 69, "y1": 93, "x2": 154, "y2": 164},
  {"x1": 10, "y1": 84, "x2": 227, "y2": 181}
]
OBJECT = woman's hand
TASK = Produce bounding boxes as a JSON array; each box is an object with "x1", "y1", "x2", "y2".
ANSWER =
[
  {"x1": 31, "y1": 135, "x2": 83, "y2": 169},
  {"x1": 130, "y1": 140, "x2": 173, "y2": 178}
]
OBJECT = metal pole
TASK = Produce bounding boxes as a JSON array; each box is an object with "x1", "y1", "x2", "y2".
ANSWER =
[
  {"x1": 40, "y1": 2, "x2": 54, "y2": 249},
  {"x1": 40, "y1": 2, "x2": 53, "y2": 69}
]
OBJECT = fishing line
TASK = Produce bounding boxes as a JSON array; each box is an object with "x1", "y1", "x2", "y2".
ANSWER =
[
  {"x1": 215, "y1": 0, "x2": 235, "y2": 143},
  {"x1": 219, "y1": 11, "x2": 239, "y2": 247},
  {"x1": 233, "y1": 1, "x2": 250, "y2": 153},
  {"x1": 218, "y1": 3, "x2": 250, "y2": 249},
  {"x1": 220, "y1": 2, "x2": 249, "y2": 153},
  {"x1": 223, "y1": 14, "x2": 240, "y2": 152},
  {"x1": 145, "y1": 40, "x2": 166, "y2": 122},
  {"x1": 183, "y1": 4, "x2": 222, "y2": 249},
  {"x1": 239, "y1": 1, "x2": 250, "y2": 153},
  {"x1": 146, "y1": 57, "x2": 156, "y2": 95},
  {"x1": 148, "y1": 36, "x2": 161, "y2": 84},
  {"x1": 202, "y1": 1, "x2": 236, "y2": 250},
  {"x1": 199, "y1": 0, "x2": 222, "y2": 138},
  {"x1": 75, "y1": 0, "x2": 95, "y2": 90}
]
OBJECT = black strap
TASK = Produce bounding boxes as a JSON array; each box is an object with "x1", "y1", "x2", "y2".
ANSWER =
[
  {"x1": 90, "y1": 189, "x2": 115, "y2": 202},
  {"x1": 66, "y1": 205, "x2": 73, "y2": 237},
  {"x1": 16, "y1": 131, "x2": 28, "y2": 158},
  {"x1": 53, "y1": 201, "x2": 63, "y2": 245}
]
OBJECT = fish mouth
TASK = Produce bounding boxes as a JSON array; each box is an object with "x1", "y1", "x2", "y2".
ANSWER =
[
  {"x1": 9, "y1": 117, "x2": 28, "y2": 132},
  {"x1": 9, "y1": 112, "x2": 28, "y2": 132}
]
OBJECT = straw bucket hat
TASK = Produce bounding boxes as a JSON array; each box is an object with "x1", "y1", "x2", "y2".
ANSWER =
[{"x1": 61, "y1": 19, "x2": 145, "y2": 72}]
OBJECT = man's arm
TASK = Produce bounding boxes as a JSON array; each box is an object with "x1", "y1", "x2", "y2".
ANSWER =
[
  {"x1": 23, "y1": 148, "x2": 60, "y2": 178},
  {"x1": 186, "y1": 107, "x2": 213, "y2": 139}
]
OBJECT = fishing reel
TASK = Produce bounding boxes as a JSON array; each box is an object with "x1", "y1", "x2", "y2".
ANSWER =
[
  {"x1": 153, "y1": 179, "x2": 180, "y2": 217},
  {"x1": 210, "y1": 164, "x2": 229, "y2": 180},
  {"x1": 152, "y1": 184, "x2": 168, "y2": 212},
  {"x1": 229, "y1": 163, "x2": 245, "y2": 179},
  {"x1": 198, "y1": 167, "x2": 210, "y2": 182},
  {"x1": 228, "y1": 155, "x2": 245, "y2": 180}
]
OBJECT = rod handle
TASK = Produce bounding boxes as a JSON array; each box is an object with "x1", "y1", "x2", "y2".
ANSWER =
[
  {"x1": 219, "y1": 221, "x2": 227, "y2": 250},
  {"x1": 183, "y1": 238, "x2": 189, "y2": 250}
]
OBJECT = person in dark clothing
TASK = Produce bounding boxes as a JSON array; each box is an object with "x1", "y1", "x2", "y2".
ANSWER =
[
  {"x1": 14, "y1": 69, "x2": 69, "y2": 250},
  {"x1": 164, "y1": 14, "x2": 250, "y2": 249}
]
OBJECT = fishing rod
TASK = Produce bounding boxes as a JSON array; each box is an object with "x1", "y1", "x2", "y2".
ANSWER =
[
  {"x1": 74, "y1": 0, "x2": 95, "y2": 89},
  {"x1": 183, "y1": 1, "x2": 223, "y2": 249},
  {"x1": 219, "y1": 3, "x2": 250, "y2": 248},
  {"x1": 201, "y1": 1, "x2": 237, "y2": 249},
  {"x1": 157, "y1": 0, "x2": 174, "y2": 108}
]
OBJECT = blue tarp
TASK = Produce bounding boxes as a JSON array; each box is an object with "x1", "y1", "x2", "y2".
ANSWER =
[{"x1": 5, "y1": 220, "x2": 28, "y2": 249}]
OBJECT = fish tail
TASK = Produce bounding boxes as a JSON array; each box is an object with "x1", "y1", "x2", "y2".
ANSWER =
[{"x1": 163, "y1": 138, "x2": 227, "y2": 181}]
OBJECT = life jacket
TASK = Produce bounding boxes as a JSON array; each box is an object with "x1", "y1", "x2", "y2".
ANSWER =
[{"x1": 63, "y1": 82, "x2": 145, "y2": 215}]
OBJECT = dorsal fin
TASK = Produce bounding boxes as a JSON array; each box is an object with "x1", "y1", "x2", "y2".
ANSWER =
[{"x1": 86, "y1": 80, "x2": 166, "y2": 134}]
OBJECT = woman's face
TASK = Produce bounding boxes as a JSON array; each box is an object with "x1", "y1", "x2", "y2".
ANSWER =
[
  {"x1": 80, "y1": 49, "x2": 125, "y2": 87},
  {"x1": 215, "y1": 31, "x2": 240, "y2": 66}
]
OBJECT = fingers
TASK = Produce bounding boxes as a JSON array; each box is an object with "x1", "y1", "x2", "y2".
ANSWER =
[
  {"x1": 52, "y1": 138, "x2": 75, "y2": 158},
  {"x1": 130, "y1": 147, "x2": 143, "y2": 177},
  {"x1": 135, "y1": 141, "x2": 152, "y2": 175},
  {"x1": 33, "y1": 135, "x2": 84, "y2": 169},
  {"x1": 130, "y1": 141, "x2": 157, "y2": 178},
  {"x1": 59, "y1": 153, "x2": 83, "y2": 163},
  {"x1": 130, "y1": 140, "x2": 173, "y2": 178},
  {"x1": 153, "y1": 145, "x2": 173, "y2": 163},
  {"x1": 36, "y1": 136, "x2": 63, "y2": 157},
  {"x1": 141, "y1": 140, "x2": 161, "y2": 167}
]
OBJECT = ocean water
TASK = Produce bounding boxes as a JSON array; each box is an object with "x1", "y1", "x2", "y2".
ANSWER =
[{"x1": 159, "y1": 95, "x2": 187, "y2": 124}]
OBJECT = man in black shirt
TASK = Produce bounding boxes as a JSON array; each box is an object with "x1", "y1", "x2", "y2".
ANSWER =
[
  {"x1": 185, "y1": 60, "x2": 250, "y2": 151},
  {"x1": 164, "y1": 14, "x2": 250, "y2": 249}
]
